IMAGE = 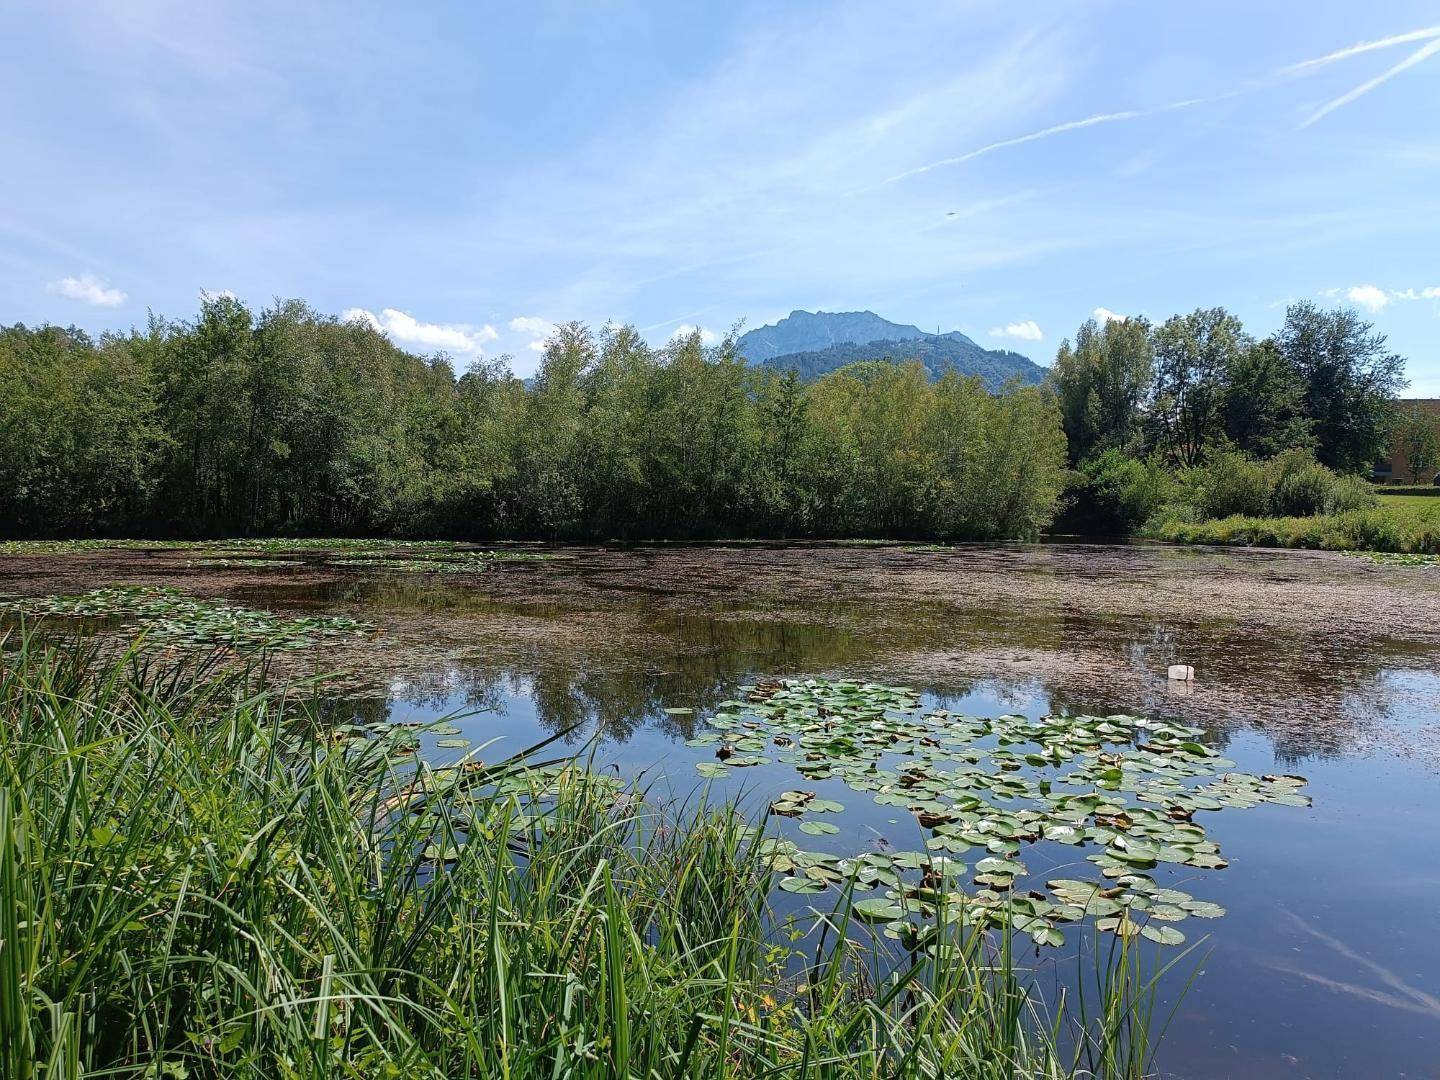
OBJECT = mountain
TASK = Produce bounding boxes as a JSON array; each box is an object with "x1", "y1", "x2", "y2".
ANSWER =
[
  {"x1": 735, "y1": 310, "x2": 1046, "y2": 391},
  {"x1": 735, "y1": 310, "x2": 929, "y2": 362}
]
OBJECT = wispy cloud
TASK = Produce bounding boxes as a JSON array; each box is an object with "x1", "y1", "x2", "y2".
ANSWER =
[
  {"x1": 989, "y1": 319, "x2": 1043, "y2": 342},
  {"x1": 48, "y1": 272, "x2": 126, "y2": 307},
  {"x1": 344, "y1": 307, "x2": 497, "y2": 355},
  {"x1": 1299, "y1": 36, "x2": 1440, "y2": 127}
]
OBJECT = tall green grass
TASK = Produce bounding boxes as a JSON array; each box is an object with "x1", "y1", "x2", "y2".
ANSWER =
[
  {"x1": 1143, "y1": 502, "x2": 1440, "y2": 554},
  {"x1": 0, "y1": 630, "x2": 1172, "y2": 1078}
]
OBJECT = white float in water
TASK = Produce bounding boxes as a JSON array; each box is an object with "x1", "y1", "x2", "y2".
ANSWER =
[{"x1": 1168, "y1": 664, "x2": 1195, "y2": 682}]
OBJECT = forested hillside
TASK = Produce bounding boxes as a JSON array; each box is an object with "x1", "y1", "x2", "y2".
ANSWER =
[
  {"x1": 736, "y1": 309, "x2": 1045, "y2": 388},
  {"x1": 0, "y1": 297, "x2": 1067, "y2": 540},
  {"x1": 758, "y1": 336, "x2": 1043, "y2": 390}
]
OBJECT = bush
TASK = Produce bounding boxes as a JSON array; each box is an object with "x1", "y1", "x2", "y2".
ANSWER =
[
  {"x1": 1324, "y1": 474, "x2": 1378, "y2": 514},
  {"x1": 1187, "y1": 452, "x2": 1271, "y2": 519},
  {"x1": 1267, "y1": 450, "x2": 1333, "y2": 516},
  {"x1": 1068, "y1": 450, "x2": 1172, "y2": 533}
]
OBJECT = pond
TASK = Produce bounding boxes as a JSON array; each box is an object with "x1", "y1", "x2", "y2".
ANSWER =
[{"x1": 3, "y1": 540, "x2": 1440, "y2": 1078}]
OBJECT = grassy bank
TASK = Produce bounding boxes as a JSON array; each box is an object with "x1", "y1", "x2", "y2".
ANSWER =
[
  {"x1": 0, "y1": 632, "x2": 1166, "y2": 1079},
  {"x1": 1143, "y1": 497, "x2": 1440, "y2": 554}
]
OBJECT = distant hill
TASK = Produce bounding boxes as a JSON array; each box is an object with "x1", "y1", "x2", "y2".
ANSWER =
[{"x1": 736, "y1": 310, "x2": 1046, "y2": 390}]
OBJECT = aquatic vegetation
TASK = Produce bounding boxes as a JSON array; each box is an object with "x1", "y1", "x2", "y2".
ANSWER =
[
  {"x1": 201, "y1": 537, "x2": 463, "y2": 553},
  {"x1": 1345, "y1": 550, "x2": 1440, "y2": 567},
  {"x1": 691, "y1": 679, "x2": 1310, "y2": 948},
  {"x1": 0, "y1": 538, "x2": 185, "y2": 555},
  {"x1": 189, "y1": 556, "x2": 305, "y2": 568},
  {"x1": 0, "y1": 636, "x2": 1167, "y2": 1079},
  {"x1": 332, "y1": 549, "x2": 561, "y2": 573},
  {"x1": 0, "y1": 585, "x2": 372, "y2": 649}
]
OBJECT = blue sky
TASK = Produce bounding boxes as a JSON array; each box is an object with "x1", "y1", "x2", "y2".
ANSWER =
[{"x1": 3, "y1": 1, "x2": 1439, "y2": 389}]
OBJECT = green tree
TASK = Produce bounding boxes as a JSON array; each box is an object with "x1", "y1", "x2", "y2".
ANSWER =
[
  {"x1": 1393, "y1": 404, "x2": 1440, "y2": 483},
  {"x1": 0, "y1": 324, "x2": 165, "y2": 534},
  {"x1": 1149, "y1": 308, "x2": 1247, "y2": 467},
  {"x1": 1278, "y1": 302, "x2": 1405, "y2": 473},
  {"x1": 1220, "y1": 338, "x2": 1312, "y2": 458},
  {"x1": 1049, "y1": 317, "x2": 1153, "y2": 465}
]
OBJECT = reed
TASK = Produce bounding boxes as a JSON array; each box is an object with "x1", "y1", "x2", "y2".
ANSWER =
[{"x1": 0, "y1": 629, "x2": 1171, "y2": 1078}]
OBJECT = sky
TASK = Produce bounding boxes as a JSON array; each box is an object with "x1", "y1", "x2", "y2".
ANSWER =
[{"x1": 2, "y1": 1, "x2": 1439, "y2": 390}]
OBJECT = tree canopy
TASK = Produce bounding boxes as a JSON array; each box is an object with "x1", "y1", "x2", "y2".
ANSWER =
[
  {"x1": 1049, "y1": 302, "x2": 1407, "y2": 474},
  {"x1": 0, "y1": 299, "x2": 1067, "y2": 541}
]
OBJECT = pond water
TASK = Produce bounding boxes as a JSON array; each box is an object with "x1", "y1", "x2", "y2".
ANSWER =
[
  {"x1": 344, "y1": 669, "x2": 1440, "y2": 1080},
  {"x1": 5, "y1": 541, "x2": 1440, "y2": 1078}
]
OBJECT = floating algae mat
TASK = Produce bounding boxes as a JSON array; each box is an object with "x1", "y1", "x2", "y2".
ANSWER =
[
  {"x1": 690, "y1": 679, "x2": 1310, "y2": 949},
  {"x1": 0, "y1": 585, "x2": 373, "y2": 649}
]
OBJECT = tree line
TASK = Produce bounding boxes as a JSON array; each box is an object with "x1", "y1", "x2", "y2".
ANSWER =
[
  {"x1": 1, "y1": 296, "x2": 1415, "y2": 541},
  {"x1": 1050, "y1": 301, "x2": 1407, "y2": 474},
  {"x1": 0, "y1": 296, "x2": 1066, "y2": 540}
]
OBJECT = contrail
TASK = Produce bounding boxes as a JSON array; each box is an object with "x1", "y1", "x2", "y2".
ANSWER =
[
  {"x1": 880, "y1": 111, "x2": 1141, "y2": 185},
  {"x1": 878, "y1": 23, "x2": 1440, "y2": 185},
  {"x1": 1300, "y1": 36, "x2": 1440, "y2": 127},
  {"x1": 1281, "y1": 24, "x2": 1440, "y2": 74}
]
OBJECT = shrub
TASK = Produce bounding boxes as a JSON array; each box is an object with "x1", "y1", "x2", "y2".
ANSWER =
[
  {"x1": 1267, "y1": 450, "x2": 1334, "y2": 516},
  {"x1": 1188, "y1": 452, "x2": 1271, "y2": 519},
  {"x1": 1323, "y1": 474, "x2": 1378, "y2": 514},
  {"x1": 1069, "y1": 450, "x2": 1172, "y2": 533}
]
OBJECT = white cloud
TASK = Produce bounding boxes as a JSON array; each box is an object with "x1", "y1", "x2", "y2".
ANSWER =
[
  {"x1": 342, "y1": 307, "x2": 497, "y2": 355},
  {"x1": 1093, "y1": 307, "x2": 1126, "y2": 324},
  {"x1": 508, "y1": 315, "x2": 556, "y2": 336},
  {"x1": 1318, "y1": 284, "x2": 1440, "y2": 312},
  {"x1": 48, "y1": 272, "x2": 126, "y2": 307},
  {"x1": 988, "y1": 319, "x2": 1043, "y2": 342},
  {"x1": 672, "y1": 323, "x2": 719, "y2": 345},
  {"x1": 1342, "y1": 284, "x2": 1390, "y2": 312},
  {"x1": 508, "y1": 315, "x2": 558, "y2": 353}
]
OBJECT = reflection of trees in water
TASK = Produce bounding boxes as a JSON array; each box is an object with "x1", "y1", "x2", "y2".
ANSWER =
[
  {"x1": 1062, "y1": 607, "x2": 1440, "y2": 762},
  {"x1": 301, "y1": 591, "x2": 1433, "y2": 766}
]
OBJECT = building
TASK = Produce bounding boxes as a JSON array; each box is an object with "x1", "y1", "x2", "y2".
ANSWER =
[{"x1": 1374, "y1": 398, "x2": 1440, "y2": 484}]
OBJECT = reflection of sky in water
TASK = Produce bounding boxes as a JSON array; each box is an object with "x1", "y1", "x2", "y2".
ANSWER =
[{"x1": 339, "y1": 634, "x2": 1440, "y2": 1079}]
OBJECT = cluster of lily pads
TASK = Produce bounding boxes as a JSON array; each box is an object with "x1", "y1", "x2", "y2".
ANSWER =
[
  {"x1": 332, "y1": 549, "x2": 560, "y2": 574},
  {"x1": 0, "y1": 539, "x2": 182, "y2": 556},
  {"x1": 198, "y1": 538, "x2": 462, "y2": 554},
  {"x1": 0, "y1": 585, "x2": 373, "y2": 650},
  {"x1": 689, "y1": 679, "x2": 1309, "y2": 948},
  {"x1": 1346, "y1": 550, "x2": 1440, "y2": 567},
  {"x1": 191, "y1": 557, "x2": 305, "y2": 568}
]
